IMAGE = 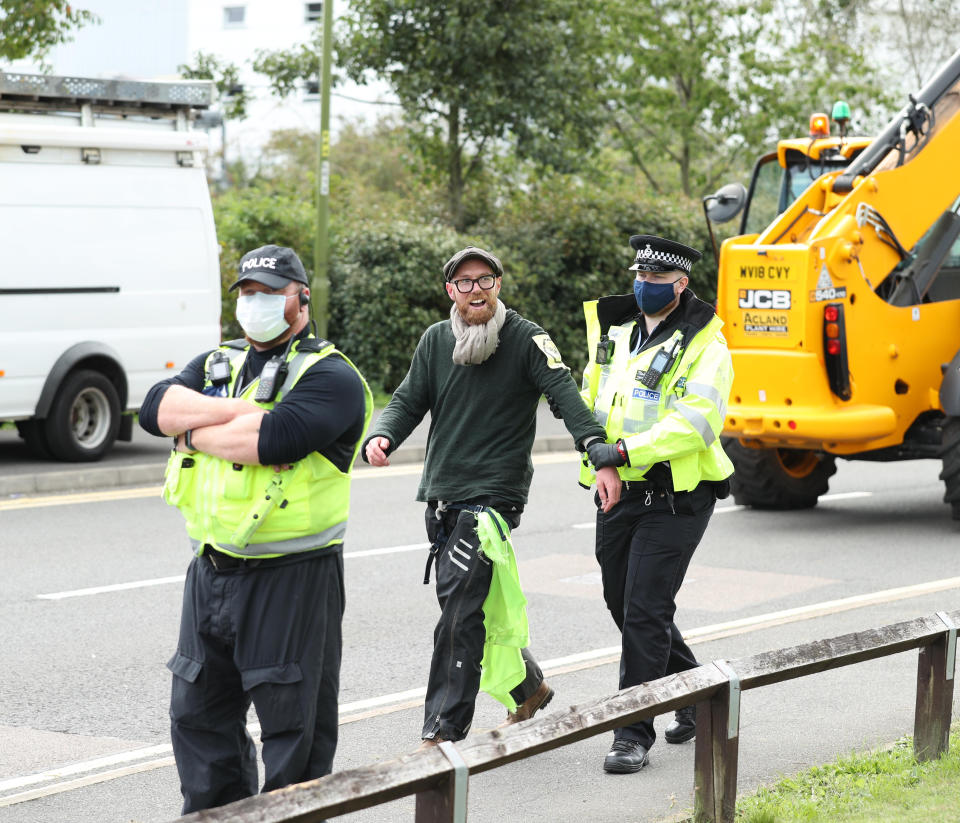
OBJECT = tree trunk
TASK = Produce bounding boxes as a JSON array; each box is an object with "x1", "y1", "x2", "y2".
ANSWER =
[{"x1": 447, "y1": 104, "x2": 465, "y2": 231}]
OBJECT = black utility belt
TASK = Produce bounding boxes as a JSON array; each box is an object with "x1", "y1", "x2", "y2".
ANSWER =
[{"x1": 202, "y1": 545, "x2": 330, "y2": 571}]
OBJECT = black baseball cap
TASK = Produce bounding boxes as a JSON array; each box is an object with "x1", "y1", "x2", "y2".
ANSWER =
[
  {"x1": 229, "y1": 245, "x2": 309, "y2": 291},
  {"x1": 442, "y1": 246, "x2": 504, "y2": 281}
]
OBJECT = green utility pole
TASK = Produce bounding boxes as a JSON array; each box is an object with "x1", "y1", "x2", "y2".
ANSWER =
[{"x1": 312, "y1": 0, "x2": 333, "y2": 337}]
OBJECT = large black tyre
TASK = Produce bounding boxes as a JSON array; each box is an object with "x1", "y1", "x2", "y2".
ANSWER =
[
  {"x1": 723, "y1": 437, "x2": 837, "y2": 509},
  {"x1": 939, "y1": 417, "x2": 960, "y2": 521},
  {"x1": 43, "y1": 369, "x2": 121, "y2": 462}
]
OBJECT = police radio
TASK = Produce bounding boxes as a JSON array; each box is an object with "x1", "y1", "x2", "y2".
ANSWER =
[
  {"x1": 638, "y1": 338, "x2": 681, "y2": 388},
  {"x1": 596, "y1": 334, "x2": 614, "y2": 365},
  {"x1": 254, "y1": 356, "x2": 288, "y2": 403},
  {"x1": 254, "y1": 334, "x2": 296, "y2": 403}
]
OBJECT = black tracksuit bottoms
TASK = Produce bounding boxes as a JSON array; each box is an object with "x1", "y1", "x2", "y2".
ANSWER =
[
  {"x1": 595, "y1": 482, "x2": 716, "y2": 749},
  {"x1": 421, "y1": 503, "x2": 543, "y2": 742},
  {"x1": 168, "y1": 548, "x2": 344, "y2": 814}
]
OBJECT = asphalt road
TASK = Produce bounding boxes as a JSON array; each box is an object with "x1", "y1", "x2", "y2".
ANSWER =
[{"x1": 0, "y1": 452, "x2": 958, "y2": 822}]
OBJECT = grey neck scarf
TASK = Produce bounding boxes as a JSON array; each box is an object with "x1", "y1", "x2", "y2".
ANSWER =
[{"x1": 449, "y1": 299, "x2": 506, "y2": 365}]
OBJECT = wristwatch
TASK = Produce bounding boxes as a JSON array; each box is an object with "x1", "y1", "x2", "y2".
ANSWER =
[{"x1": 183, "y1": 429, "x2": 195, "y2": 451}]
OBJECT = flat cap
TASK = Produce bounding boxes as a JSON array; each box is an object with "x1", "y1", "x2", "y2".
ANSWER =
[{"x1": 442, "y1": 246, "x2": 504, "y2": 281}]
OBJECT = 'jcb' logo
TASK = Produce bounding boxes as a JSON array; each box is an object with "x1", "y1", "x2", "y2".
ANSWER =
[{"x1": 738, "y1": 289, "x2": 791, "y2": 310}]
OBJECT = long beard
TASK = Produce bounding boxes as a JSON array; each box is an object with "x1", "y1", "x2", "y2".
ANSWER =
[{"x1": 450, "y1": 300, "x2": 506, "y2": 365}]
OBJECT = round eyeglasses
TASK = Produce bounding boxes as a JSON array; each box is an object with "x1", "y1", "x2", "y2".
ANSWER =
[{"x1": 451, "y1": 274, "x2": 498, "y2": 293}]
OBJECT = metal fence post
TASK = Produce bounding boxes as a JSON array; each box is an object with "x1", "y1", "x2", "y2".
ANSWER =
[
  {"x1": 414, "y1": 741, "x2": 469, "y2": 822},
  {"x1": 914, "y1": 611, "x2": 957, "y2": 761},
  {"x1": 693, "y1": 660, "x2": 741, "y2": 823}
]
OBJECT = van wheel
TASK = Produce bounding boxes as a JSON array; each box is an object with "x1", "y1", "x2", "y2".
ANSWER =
[
  {"x1": 723, "y1": 437, "x2": 837, "y2": 509},
  {"x1": 939, "y1": 417, "x2": 960, "y2": 520},
  {"x1": 43, "y1": 370, "x2": 121, "y2": 462}
]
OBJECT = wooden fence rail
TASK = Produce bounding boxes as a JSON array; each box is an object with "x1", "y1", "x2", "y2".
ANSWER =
[{"x1": 174, "y1": 608, "x2": 958, "y2": 823}]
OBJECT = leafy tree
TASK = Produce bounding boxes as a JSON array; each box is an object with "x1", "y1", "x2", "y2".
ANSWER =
[
  {"x1": 869, "y1": 0, "x2": 960, "y2": 93},
  {"x1": 337, "y1": 0, "x2": 611, "y2": 230},
  {"x1": 601, "y1": 0, "x2": 890, "y2": 197},
  {"x1": 0, "y1": 0, "x2": 98, "y2": 64},
  {"x1": 178, "y1": 51, "x2": 249, "y2": 119}
]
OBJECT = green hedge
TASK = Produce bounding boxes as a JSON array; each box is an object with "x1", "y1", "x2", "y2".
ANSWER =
[
  {"x1": 329, "y1": 223, "x2": 462, "y2": 393},
  {"x1": 213, "y1": 176, "x2": 717, "y2": 393}
]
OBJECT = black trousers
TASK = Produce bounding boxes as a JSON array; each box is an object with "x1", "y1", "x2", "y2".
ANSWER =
[
  {"x1": 595, "y1": 483, "x2": 715, "y2": 748},
  {"x1": 421, "y1": 502, "x2": 543, "y2": 742},
  {"x1": 168, "y1": 548, "x2": 344, "y2": 814}
]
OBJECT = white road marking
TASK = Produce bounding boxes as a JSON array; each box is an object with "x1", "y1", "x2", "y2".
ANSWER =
[
  {"x1": 37, "y1": 576, "x2": 187, "y2": 601},
  {"x1": 35, "y1": 544, "x2": 432, "y2": 600},
  {"x1": 33, "y1": 490, "x2": 876, "y2": 600},
  {"x1": 7, "y1": 570, "x2": 960, "y2": 805},
  {"x1": 1, "y1": 452, "x2": 583, "y2": 512}
]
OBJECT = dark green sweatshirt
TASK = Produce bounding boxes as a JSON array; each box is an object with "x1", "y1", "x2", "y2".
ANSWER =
[{"x1": 363, "y1": 309, "x2": 606, "y2": 505}]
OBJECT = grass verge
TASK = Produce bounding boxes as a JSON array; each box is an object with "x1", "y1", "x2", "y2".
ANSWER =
[{"x1": 733, "y1": 722, "x2": 960, "y2": 822}]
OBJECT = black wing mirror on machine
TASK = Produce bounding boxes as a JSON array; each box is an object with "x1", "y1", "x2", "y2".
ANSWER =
[{"x1": 702, "y1": 182, "x2": 747, "y2": 265}]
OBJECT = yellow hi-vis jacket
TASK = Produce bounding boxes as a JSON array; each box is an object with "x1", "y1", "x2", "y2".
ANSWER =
[
  {"x1": 162, "y1": 337, "x2": 372, "y2": 559},
  {"x1": 579, "y1": 293, "x2": 734, "y2": 491}
]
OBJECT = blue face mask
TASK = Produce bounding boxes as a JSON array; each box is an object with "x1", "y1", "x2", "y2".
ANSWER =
[{"x1": 634, "y1": 277, "x2": 682, "y2": 315}]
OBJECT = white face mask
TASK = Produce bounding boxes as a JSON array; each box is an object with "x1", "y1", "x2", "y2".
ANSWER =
[{"x1": 236, "y1": 292, "x2": 290, "y2": 343}]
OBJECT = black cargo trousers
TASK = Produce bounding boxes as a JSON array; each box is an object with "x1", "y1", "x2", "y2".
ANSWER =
[
  {"x1": 595, "y1": 482, "x2": 717, "y2": 749},
  {"x1": 168, "y1": 547, "x2": 344, "y2": 814},
  {"x1": 421, "y1": 500, "x2": 543, "y2": 742}
]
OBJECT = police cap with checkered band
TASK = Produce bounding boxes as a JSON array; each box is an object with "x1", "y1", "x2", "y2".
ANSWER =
[{"x1": 628, "y1": 235, "x2": 702, "y2": 274}]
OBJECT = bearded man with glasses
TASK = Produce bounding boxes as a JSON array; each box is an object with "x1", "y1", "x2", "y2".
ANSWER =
[{"x1": 363, "y1": 246, "x2": 615, "y2": 749}]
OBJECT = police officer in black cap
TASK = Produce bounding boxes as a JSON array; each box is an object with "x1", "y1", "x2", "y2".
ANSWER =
[
  {"x1": 139, "y1": 244, "x2": 371, "y2": 813},
  {"x1": 579, "y1": 235, "x2": 735, "y2": 773}
]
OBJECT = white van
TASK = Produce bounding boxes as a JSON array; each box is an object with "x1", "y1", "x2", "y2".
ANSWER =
[{"x1": 0, "y1": 73, "x2": 221, "y2": 461}]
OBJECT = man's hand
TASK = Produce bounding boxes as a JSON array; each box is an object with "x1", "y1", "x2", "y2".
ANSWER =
[
  {"x1": 174, "y1": 433, "x2": 197, "y2": 455},
  {"x1": 587, "y1": 440, "x2": 626, "y2": 469},
  {"x1": 365, "y1": 436, "x2": 392, "y2": 467},
  {"x1": 596, "y1": 466, "x2": 622, "y2": 513}
]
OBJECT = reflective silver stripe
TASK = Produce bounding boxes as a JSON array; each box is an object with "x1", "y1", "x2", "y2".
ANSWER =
[
  {"x1": 595, "y1": 408, "x2": 609, "y2": 426},
  {"x1": 685, "y1": 381, "x2": 724, "y2": 411},
  {"x1": 673, "y1": 401, "x2": 716, "y2": 446},
  {"x1": 683, "y1": 380, "x2": 727, "y2": 420},
  {"x1": 192, "y1": 520, "x2": 348, "y2": 558},
  {"x1": 622, "y1": 415, "x2": 656, "y2": 435}
]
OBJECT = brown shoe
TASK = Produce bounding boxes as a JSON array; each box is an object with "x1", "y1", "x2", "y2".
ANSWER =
[
  {"x1": 500, "y1": 681, "x2": 555, "y2": 726},
  {"x1": 417, "y1": 737, "x2": 445, "y2": 751}
]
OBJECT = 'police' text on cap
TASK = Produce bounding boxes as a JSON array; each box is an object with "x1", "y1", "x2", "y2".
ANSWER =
[
  {"x1": 229, "y1": 245, "x2": 310, "y2": 291},
  {"x1": 628, "y1": 235, "x2": 702, "y2": 274}
]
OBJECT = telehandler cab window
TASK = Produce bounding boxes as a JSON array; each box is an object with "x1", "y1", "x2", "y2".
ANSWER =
[
  {"x1": 741, "y1": 151, "x2": 856, "y2": 236},
  {"x1": 884, "y1": 196, "x2": 960, "y2": 305}
]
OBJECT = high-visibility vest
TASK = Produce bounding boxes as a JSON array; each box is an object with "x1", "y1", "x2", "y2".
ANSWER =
[
  {"x1": 162, "y1": 337, "x2": 372, "y2": 558},
  {"x1": 579, "y1": 301, "x2": 734, "y2": 491}
]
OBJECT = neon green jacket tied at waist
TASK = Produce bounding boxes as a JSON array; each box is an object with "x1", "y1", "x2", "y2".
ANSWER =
[
  {"x1": 475, "y1": 508, "x2": 529, "y2": 712},
  {"x1": 579, "y1": 292, "x2": 734, "y2": 490},
  {"x1": 162, "y1": 337, "x2": 372, "y2": 559}
]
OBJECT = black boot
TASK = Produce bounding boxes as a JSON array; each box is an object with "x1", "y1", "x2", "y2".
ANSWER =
[
  {"x1": 603, "y1": 739, "x2": 649, "y2": 773},
  {"x1": 664, "y1": 705, "x2": 696, "y2": 744}
]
